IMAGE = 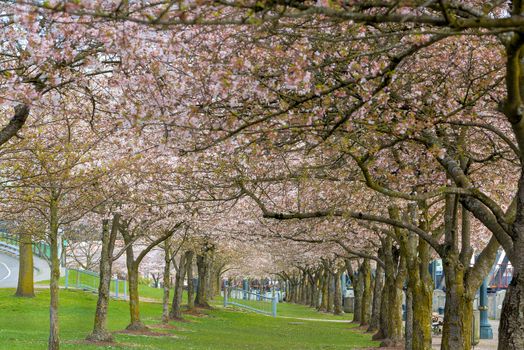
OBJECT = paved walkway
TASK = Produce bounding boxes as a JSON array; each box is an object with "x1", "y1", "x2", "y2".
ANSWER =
[
  {"x1": 279, "y1": 315, "x2": 352, "y2": 323},
  {"x1": 432, "y1": 319, "x2": 498, "y2": 350},
  {"x1": 0, "y1": 252, "x2": 50, "y2": 288}
]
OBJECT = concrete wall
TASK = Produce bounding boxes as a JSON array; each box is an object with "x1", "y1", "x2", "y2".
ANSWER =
[
  {"x1": 343, "y1": 297, "x2": 354, "y2": 313},
  {"x1": 488, "y1": 290, "x2": 506, "y2": 320},
  {"x1": 433, "y1": 289, "x2": 446, "y2": 312}
]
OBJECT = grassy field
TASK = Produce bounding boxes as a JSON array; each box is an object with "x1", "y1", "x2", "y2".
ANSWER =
[
  {"x1": 37, "y1": 274, "x2": 353, "y2": 320},
  {"x1": 0, "y1": 287, "x2": 378, "y2": 350}
]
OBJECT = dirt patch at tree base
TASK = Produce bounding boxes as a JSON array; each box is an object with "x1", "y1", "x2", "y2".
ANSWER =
[
  {"x1": 150, "y1": 323, "x2": 180, "y2": 330},
  {"x1": 183, "y1": 308, "x2": 211, "y2": 317}
]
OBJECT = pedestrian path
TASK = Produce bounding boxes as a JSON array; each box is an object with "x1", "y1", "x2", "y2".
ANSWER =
[
  {"x1": 432, "y1": 319, "x2": 498, "y2": 349},
  {"x1": 278, "y1": 315, "x2": 351, "y2": 323},
  {"x1": 0, "y1": 251, "x2": 50, "y2": 288}
]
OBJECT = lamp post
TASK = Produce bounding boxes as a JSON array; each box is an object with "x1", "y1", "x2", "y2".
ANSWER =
[{"x1": 479, "y1": 278, "x2": 493, "y2": 339}]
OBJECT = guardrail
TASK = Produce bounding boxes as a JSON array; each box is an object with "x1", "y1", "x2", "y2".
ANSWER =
[
  {"x1": 64, "y1": 268, "x2": 127, "y2": 299},
  {"x1": 0, "y1": 232, "x2": 54, "y2": 262},
  {"x1": 223, "y1": 285, "x2": 278, "y2": 318},
  {"x1": 0, "y1": 241, "x2": 42, "y2": 273},
  {"x1": 0, "y1": 241, "x2": 19, "y2": 257}
]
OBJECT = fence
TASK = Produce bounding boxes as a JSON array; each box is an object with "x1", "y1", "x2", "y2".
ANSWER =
[
  {"x1": 223, "y1": 285, "x2": 278, "y2": 317},
  {"x1": 0, "y1": 241, "x2": 20, "y2": 257},
  {"x1": 489, "y1": 264, "x2": 513, "y2": 290},
  {"x1": 0, "y1": 231, "x2": 54, "y2": 261},
  {"x1": 64, "y1": 268, "x2": 127, "y2": 299}
]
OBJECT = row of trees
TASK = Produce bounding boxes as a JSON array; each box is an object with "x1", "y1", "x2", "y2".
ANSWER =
[{"x1": 0, "y1": 1, "x2": 523, "y2": 349}]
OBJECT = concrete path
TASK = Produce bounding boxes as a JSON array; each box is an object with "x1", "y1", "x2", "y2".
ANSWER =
[
  {"x1": 432, "y1": 319, "x2": 498, "y2": 350},
  {"x1": 0, "y1": 251, "x2": 50, "y2": 288},
  {"x1": 278, "y1": 315, "x2": 352, "y2": 323}
]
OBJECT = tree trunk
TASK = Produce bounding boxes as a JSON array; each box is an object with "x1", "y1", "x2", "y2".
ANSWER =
[
  {"x1": 374, "y1": 272, "x2": 390, "y2": 340},
  {"x1": 161, "y1": 240, "x2": 171, "y2": 324},
  {"x1": 292, "y1": 279, "x2": 299, "y2": 303},
  {"x1": 327, "y1": 271, "x2": 334, "y2": 312},
  {"x1": 126, "y1": 262, "x2": 146, "y2": 330},
  {"x1": 333, "y1": 269, "x2": 344, "y2": 315},
  {"x1": 390, "y1": 203, "x2": 433, "y2": 350},
  {"x1": 319, "y1": 270, "x2": 328, "y2": 311},
  {"x1": 309, "y1": 274, "x2": 318, "y2": 308},
  {"x1": 48, "y1": 199, "x2": 60, "y2": 350},
  {"x1": 368, "y1": 260, "x2": 383, "y2": 332},
  {"x1": 16, "y1": 232, "x2": 34, "y2": 297},
  {"x1": 360, "y1": 259, "x2": 372, "y2": 326},
  {"x1": 375, "y1": 238, "x2": 405, "y2": 347},
  {"x1": 195, "y1": 243, "x2": 214, "y2": 308},
  {"x1": 87, "y1": 216, "x2": 118, "y2": 342},
  {"x1": 404, "y1": 239, "x2": 433, "y2": 350},
  {"x1": 411, "y1": 283, "x2": 433, "y2": 350},
  {"x1": 170, "y1": 253, "x2": 187, "y2": 320},
  {"x1": 195, "y1": 249, "x2": 210, "y2": 308},
  {"x1": 498, "y1": 265, "x2": 524, "y2": 349},
  {"x1": 441, "y1": 261, "x2": 473, "y2": 350},
  {"x1": 300, "y1": 271, "x2": 308, "y2": 304},
  {"x1": 313, "y1": 275, "x2": 321, "y2": 309},
  {"x1": 384, "y1": 273, "x2": 404, "y2": 346},
  {"x1": 205, "y1": 252, "x2": 215, "y2": 299},
  {"x1": 185, "y1": 250, "x2": 195, "y2": 310},
  {"x1": 405, "y1": 287, "x2": 413, "y2": 350},
  {"x1": 353, "y1": 265, "x2": 363, "y2": 324}
]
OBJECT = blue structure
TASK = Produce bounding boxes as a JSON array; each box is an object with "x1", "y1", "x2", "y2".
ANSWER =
[
  {"x1": 488, "y1": 252, "x2": 512, "y2": 291},
  {"x1": 429, "y1": 260, "x2": 444, "y2": 289},
  {"x1": 242, "y1": 278, "x2": 248, "y2": 300},
  {"x1": 479, "y1": 278, "x2": 493, "y2": 339}
]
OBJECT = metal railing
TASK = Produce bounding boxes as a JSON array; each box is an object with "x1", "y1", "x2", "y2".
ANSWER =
[
  {"x1": 0, "y1": 241, "x2": 19, "y2": 257},
  {"x1": 223, "y1": 285, "x2": 278, "y2": 318},
  {"x1": 489, "y1": 264, "x2": 513, "y2": 290},
  {"x1": 0, "y1": 231, "x2": 53, "y2": 261},
  {"x1": 64, "y1": 268, "x2": 127, "y2": 299}
]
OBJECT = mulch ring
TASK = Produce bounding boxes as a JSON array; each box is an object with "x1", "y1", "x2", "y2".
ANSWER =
[{"x1": 182, "y1": 307, "x2": 211, "y2": 317}]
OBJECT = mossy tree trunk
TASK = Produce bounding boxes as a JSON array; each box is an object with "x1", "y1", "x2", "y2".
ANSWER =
[
  {"x1": 360, "y1": 258, "x2": 372, "y2": 326},
  {"x1": 125, "y1": 261, "x2": 144, "y2": 330},
  {"x1": 16, "y1": 232, "x2": 34, "y2": 298},
  {"x1": 195, "y1": 242, "x2": 214, "y2": 308},
  {"x1": 170, "y1": 252, "x2": 187, "y2": 320},
  {"x1": 313, "y1": 268, "x2": 322, "y2": 309},
  {"x1": 87, "y1": 214, "x2": 120, "y2": 342},
  {"x1": 373, "y1": 235, "x2": 404, "y2": 347},
  {"x1": 185, "y1": 250, "x2": 195, "y2": 310},
  {"x1": 441, "y1": 258, "x2": 474, "y2": 350},
  {"x1": 327, "y1": 267, "x2": 334, "y2": 312},
  {"x1": 48, "y1": 196, "x2": 60, "y2": 350},
  {"x1": 121, "y1": 222, "x2": 178, "y2": 330},
  {"x1": 352, "y1": 261, "x2": 364, "y2": 324},
  {"x1": 333, "y1": 268, "x2": 344, "y2": 315},
  {"x1": 389, "y1": 204, "x2": 433, "y2": 350},
  {"x1": 368, "y1": 251, "x2": 384, "y2": 333},
  {"x1": 319, "y1": 266, "x2": 329, "y2": 311},
  {"x1": 439, "y1": 194, "x2": 499, "y2": 350},
  {"x1": 161, "y1": 238, "x2": 172, "y2": 324},
  {"x1": 499, "y1": 264, "x2": 524, "y2": 350},
  {"x1": 374, "y1": 271, "x2": 389, "y2": 340}
]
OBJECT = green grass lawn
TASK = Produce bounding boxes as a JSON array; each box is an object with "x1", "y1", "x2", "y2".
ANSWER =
[
  {"x1": 37, "y1": 273, "x2": 353, "y2": 321},
  {"x1": 0, "y1": 288, "x2": 378, "y2": 350}
]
